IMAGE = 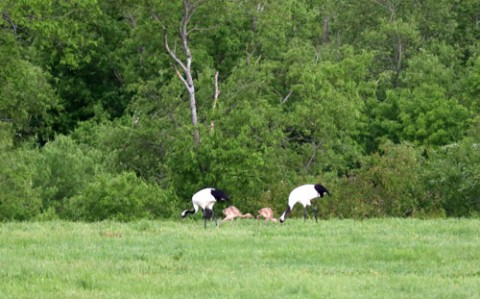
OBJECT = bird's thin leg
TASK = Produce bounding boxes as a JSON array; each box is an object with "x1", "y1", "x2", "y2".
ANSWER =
[
  {"x1": 213, "y1": 210, "x2": 218, "y2": 227},
  {"x1": 313, "y1": 205, "x2": 318, "y2": 223},
  {"x1": 203, "y1": 208, "x2": 208, "y2": 229},
  {"x1": 304, "y1": 208, "x2": 308, "y2": 221}
]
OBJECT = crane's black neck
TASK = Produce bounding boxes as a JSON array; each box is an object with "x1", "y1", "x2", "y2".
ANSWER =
[
  {"x1": 314, "y1": 184, "x2": 330, "y2": 197},
  {"x1": 210, "y1": 189, "x2": 230, "y2": 201},
  {"x1": 182, "y1": 209, "x2": 195, "y2": 218},
  {"x1": 279, "y1": 205, "x2": 291, "y2": 223}
]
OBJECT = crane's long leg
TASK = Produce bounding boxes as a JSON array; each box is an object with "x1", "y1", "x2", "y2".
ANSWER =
[
  {"x1": 203, "y1": 208, "x2": 208, "y2": 229},
  {"x1": 313, "y1": 205, "x2": 318, "y2": 223},
  {"x1": 303, "y1": 208, "x2": 308, "y2": 221}
]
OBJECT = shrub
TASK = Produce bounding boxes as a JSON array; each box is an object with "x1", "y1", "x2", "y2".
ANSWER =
[
  {"x1": 32, "y1": 135, "x2": 104, "y2": 213},
  {"x1": 63, "y1": 172, "x2": 177, "y2": 221},
  {"x1": 0, "y1": 149, "x2": 42, "y2": 220},
  {"x1": 425, "y1": 138, "x2": 480, "y2": 217},
  {"x1": 330, "y1": 142, "x2": 434, "y2": 218}
]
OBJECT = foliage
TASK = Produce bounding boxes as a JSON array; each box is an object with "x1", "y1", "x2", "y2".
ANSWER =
[
  {"x1": 0, "y1": 32, "x2": 60, "y2": 144},
  {"x1": 463, "y1": 55, "x2": 480, "y2": 113},
  {"x1": 1, "y1": 0, "x2": 480, "y2": 220},
  {"x1": 0, "y1": 149, "x2": 42, "y2": 221},
  {"x1": 368, "y1": 50, "x2": 470, "y2": 148},
  {"x1": 425, "y1": 137, "x2": 480, "y2": 217},
  {"x1": 63, "y1": 172, "x2": 177, "y2": 221},
  {"x1": 284, "y1": 46, "x2": 375, "y2": 175},
  {"x1": 327, "y1": 142, "x2": 435, "y2": 218},
  {"x1": 32, "y1": 135, "x2": 103, "y2": 213}
]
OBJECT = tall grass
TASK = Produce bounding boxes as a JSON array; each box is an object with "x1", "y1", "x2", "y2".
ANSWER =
[{"x1": 1, "y1": 219, "x2": 479, "y2": 298}]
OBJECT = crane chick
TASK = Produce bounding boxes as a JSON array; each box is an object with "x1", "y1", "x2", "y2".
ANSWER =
[
  {"x1": 257, "y1": 207, "x2": 277, "y2": 223},
  {"x1": 279, "y1": 184, "x2": 330, "y2": 223},
  {"x1": 220, "y1": 206, "x2": 254, "y2": 224}
]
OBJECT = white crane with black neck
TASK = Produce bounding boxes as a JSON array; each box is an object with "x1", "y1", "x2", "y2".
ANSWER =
[
  {"x1": 279, "y1": 184, "x2": 330, "y2": 223},
  {"x1": 181, "y1": 188, "x2": 230, "y2": 228}
]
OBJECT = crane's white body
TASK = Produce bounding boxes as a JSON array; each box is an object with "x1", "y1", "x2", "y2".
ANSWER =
[
  {"x1": 181, "y1": 187, "x2": 230, "y2": 227},
  {"x1": 280, "y1": 183, "x2": 330, "y2": 223},
  {"x1": 191, "y1": 188, "x2": 217, "y2": 213},
  {"x1": 288, "y1": 184, "x2": 321, "y2": 208}
]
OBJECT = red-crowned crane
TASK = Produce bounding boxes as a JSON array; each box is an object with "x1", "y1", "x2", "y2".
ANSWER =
[
  {"x1": 181, "y1": 188, "x2": 230, "y2": 228},
  {"x1": 279, "y1": 184, "x2": 330, "y2": 223}
]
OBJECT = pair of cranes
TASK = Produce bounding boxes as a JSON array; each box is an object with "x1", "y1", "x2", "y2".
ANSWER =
[{"x1": 181, "y1": 184, "x2": 330, "y2": 228}]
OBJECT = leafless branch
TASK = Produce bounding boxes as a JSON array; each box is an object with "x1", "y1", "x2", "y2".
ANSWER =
[
  {"x1": 192, "y1": 0, "x2": 206, "y2": 7},
  {"x1": 124, "y1": 11, "x2": 137, "y2": 28},
  {"x1": 2, "y1": 12, "x2": 18, "y2": 36},
  {"x1": 187, "y1": 25, "x2": 219, "y2": 35},
  {"x1": 1, "y1": 118, "x2": 15, "y2": 123},
  {"x1": 164, "y1": 33, "x2": 187, "y2": 73},
  {"x1": 163, "y1": 0, "x2": 203, "y2": 146},
  {"x1": 213, "y1": 71, "x2": 220, "y2": 109},
  {"x1": 314, "y1": 47, "x2": 320, "y2": 64},
  {"x1": 173, "y1": 64, "x2": 189, "y2": 88},
  {"x1": 132, "y1": 113, "x2": 140, "y2": 127},
  {"x1": 113, "y1": 69, "x2": 123, "y2": 85},
  {"x1": 152, "y1": 13, "x2": 161, "y2": 23},
  {"x1": 370, "y1": 0, "x2": 396, "y2": 20},
  {"x1": 281, "y1": 90, "x2": 293, "y2": 104},
  {"x1": 305, "y1": 141, "x2": 322, "y2": 169},
  {"x1": 210, "y1": 71, "x2": 220, "y2": 134},
  {"x1": 179, "y1": 11, "x2": 192, "y2": 71}
]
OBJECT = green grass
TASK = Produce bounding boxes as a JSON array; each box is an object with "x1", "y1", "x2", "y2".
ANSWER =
[{"x1": 1, "y1": 218, "x2": 479, "y2": 298}]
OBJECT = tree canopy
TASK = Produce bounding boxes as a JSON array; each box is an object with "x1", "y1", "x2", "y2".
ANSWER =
[{"x1": 1, "y1": 0, "x2": 480, "y2": 221}]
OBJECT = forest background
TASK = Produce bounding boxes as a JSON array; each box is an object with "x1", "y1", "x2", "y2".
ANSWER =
[{"x1": 1, "y1": 0, "x2": 480, "y2": 221}]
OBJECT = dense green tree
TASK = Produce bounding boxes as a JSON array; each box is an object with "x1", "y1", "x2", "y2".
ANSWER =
[
  {"x1": 462, "y1": 55, "x2": 480, "y2": 113},
  {"x1": 1, "y1": 0, "x2": 133, "y2": 134},
  {"x1": 425, "y1": 137, "x2": 480, "y2": 217},
  {"x1": 1, "y1": 0, "x2": 480, "y2": 220},
  {"x1": 0, "y1": 32, "x2": 60, "y2": 144},
  {"x1": 369, "y1": 51, "x2": 469, "y2": 147},
  {"x1": 283, "y1": 46, "x2": 375, "y2": 175}
]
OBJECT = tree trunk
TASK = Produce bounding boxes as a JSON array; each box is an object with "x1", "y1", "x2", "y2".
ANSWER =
[
  {"x1": 322, "y1": 17, "x2": 329, "y2": 45},
  {"x1": 164, "y1": 0, "x2": 200, "y2": 146}
]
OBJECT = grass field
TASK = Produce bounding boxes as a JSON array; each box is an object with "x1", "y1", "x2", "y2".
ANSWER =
[{"x1": 1, "y1": 218, "x2": 479, "y2": 298}]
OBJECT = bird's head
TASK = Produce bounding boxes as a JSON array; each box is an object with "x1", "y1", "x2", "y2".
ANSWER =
[
  {"x1": 279, "y1": 205, "x2": 291, "y2": 223},
  {"x1": 314, "y1": 184, "x2": 330, "y2": 197},
  {"x1": 181, "y1": 210, "x2": 188, "y2": 218},
  {"x1": 211, "y1": 189, "x2": 230, "y2": 202}
]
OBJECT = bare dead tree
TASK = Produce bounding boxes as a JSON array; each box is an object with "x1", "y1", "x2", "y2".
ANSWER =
[
  {"x1": 322, "y1": 16, "x2": 329, "y2": 45},
  {"x1": 164, "y1": 0, "x2": 202, "y2": 146},
  {"x1": 305, "y1": 141, "x2": 322, "y2": 169},
  {"x1": 2, "y1": 12, "x2": 18, "y2": 36},
  {"x1": 210, "y1": 71, "x2": 220, "y2": 133},
  {"x1": 371, "y1": 0, "x2": 397, "y2": 21},
  {"x1": 396, "y1": 41, "x2": 403, "y2": 74},
  {"x1": 213, "y1": 71, "x2": 220, "y2": 109},
  {"x1": 281, "y1": 90, "x2": 293, "y2": 104}
]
